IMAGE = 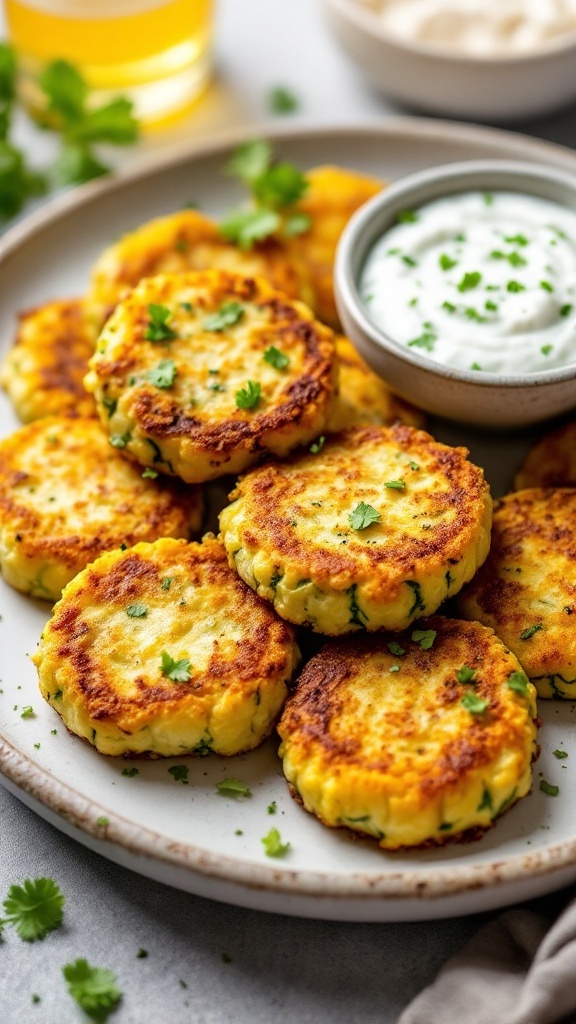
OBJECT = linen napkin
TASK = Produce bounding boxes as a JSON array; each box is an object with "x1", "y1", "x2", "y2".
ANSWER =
[{"x1": 398, "y1": 889, "x2": 576, "y2": 1024}]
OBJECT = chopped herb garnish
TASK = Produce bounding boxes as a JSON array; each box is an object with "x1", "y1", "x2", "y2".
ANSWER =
[
  {"x1": 180, "y1": 301, "x2": 193, "y2": 312},
  {"x1": 560, "y1": 303, "x2": 573, "y2": 317},
  {"x1": 97, "y1": 817, "x2": 109, "y2": 827},
  {"x1": 411, "y1": 629, "x2": 436, "y2": 650},
  {"x1": 439, "y1": 253, "x2": 457, "y2": 271},
  {"x1": 408, "y1": 461, "x2": 420, "y2": 471},
  {"x1": 470, "y1": 362, "x2": 482, "y2": 371},
  {"x1": 553, "y1": 749, "x2": 568, "y2": 759},
  {"x1": 144, "y1": 303, "x2": 177, "y2": 342},
  {"x1": 384, "y1": 479, "x2": 405, "y2": 491},
  {"x1": 485, "y1": 300, "x2": 498, "y2": 312},
  {"x1": 263, "y1": 345, "x2": 289, "y2": 370},
  {"x1": 2, "y1": 877, "x2": 64, "y2": 941},
  {"x1": 455, "y1": 666, "x2": 476, "y2": 685},
  {"x1": 110, "y1": 432, "x2": 130, "y2": 449},
  {"x1": 389, "y1": 665, "x2": 400, "y2": 673},
  {"x1": 136, "y1": 948, "x2": 148, "y2": 958},
  {"x1": 540, "y1": 280, "x2": 554, "y2": 293},
  {"x1": 507, "y1": 671, "x2": 530, "y2": 696},
  {"x1": 147, "y1": 358, "x2": 177, "y2": 389},
  {"x1": 461, "y1": 691, "x2": 489, "y2": 715},
  {"x1": 465, "y1": 307, "x2": 486, "y2": 323},
  {"x1": 282, "y1": 212, "x2": 312, "y2": 238},
  {"x1": 20, "y1": 705, "x2": 34, "y2": 718},
  {"x1": 208, "y1": 382, "x2": 226, "y2": 392},
  {"x1": 168, "y1": 765, "x2": 189, "y2": 784},
  {"x1": 408, "y1": 297, "x2": 418, "y2": 307},
  {"x1": 402, "y1": 254, "x2": 417, "y2": 267},
  {"x1": 442, "y1": 300, "x2": 456, "y2": 313},
  {"x1": 490, "y1": 250, "x2": 526, "y2": 267},
  {"x1": 142, "y1": 468, "x2": 158, "y2": 479},
  {"x1": 235, "y1": 380, "x2": 261, "y2": 410},
  {"x1": 267, "y1": 801, "x2": 277, "y2": 814},
  {"x1": 160, "y1": 651, "x2": 192, "y2": 683},
  {"x1": 349, "y1": 502, "x2": 381, "y2": 530},
  {"x1": 268, "y1": 85, "x2": 299, "y2": 114},
  {"x1": 507, "y1": 280, "x2": 525, "y2": 293},
  {"x1": 406, "y1": 580, "x2": 425, "y2": 616},
  {"x1": 397, "y1": 209, "x2": 418, "y2": 223},
  {"x1": 126, "y1": 602, "x2": 147, "y2": 618},
  {"x1": 407, "y1": 330, "x2": 436, "y2": 351},
  {"x1": 520, "y1": 623, "x2": 543, "y2": 640},
  {"x1": 203, "y1": 300, "x2": 245, "y2": 332},
  {"x1": 309, "y1": 435, "x2": 325, "y2": 454},
  {"x1": 261, "y1": 827, "x2": 290, "y2": 857},
  {"x1": 483, "y1": 193, "x2": 493, "y2": 206},
  {"x1": 458, "y1": 271, "x2": 481, "y2": 292},
  {"x1": 541, "y1": 345, "x2": 553, "y2": 356},
  {"x1": 216, "y1": 778, "x2": 252, "y2": 798},
  {"x1": 540, "y1": 780, "x2": 559, "y2": 797},
  {"x1": 62, "y1": 959, "x2": 121, "y2": 1019},
  {"x1": 504, "y1": 234, "x2": 528, "y2": 246},
  {"x1": 121, "y1": 767, "x2": 139, "y2": 777},
  {"x1": 387, "y1": 641, "x2": 405, "y2": 657},
  {"x1": 161, "y1": 577, "x2": 173, "y2": 591}
]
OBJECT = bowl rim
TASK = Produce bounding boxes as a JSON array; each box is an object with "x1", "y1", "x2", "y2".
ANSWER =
[
  {"x1": 335, "y1": 158, "x2": 576, "y2": 390},
  {"x1": 324, "y1": 0, "x2": 576, "y2": 66}
]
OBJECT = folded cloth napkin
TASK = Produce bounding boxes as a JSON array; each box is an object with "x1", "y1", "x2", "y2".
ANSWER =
[{"x1": 399, "y1": 889, "x2": 576, "y2": 1024}]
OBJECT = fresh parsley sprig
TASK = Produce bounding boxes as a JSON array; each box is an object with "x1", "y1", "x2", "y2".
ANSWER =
[
  {"x1": 2, "y1": 877, "x2": 64, "y2": 941},
  {"x1": 0, "y1": 43, "x2": 46, "y2": 221},
  {"x1": 221, "y1": 139, "x2": 310, "y2": 249}
]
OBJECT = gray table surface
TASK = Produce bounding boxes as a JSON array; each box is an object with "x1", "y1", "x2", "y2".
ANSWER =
[{"x1": 2, "y1": 1, "x2": 576, "y2": 1021}]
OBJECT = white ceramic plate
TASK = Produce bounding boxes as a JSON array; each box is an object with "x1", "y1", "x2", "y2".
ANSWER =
[{"x1": 2, "y1": 120, "x2": 576, "y2": 923}]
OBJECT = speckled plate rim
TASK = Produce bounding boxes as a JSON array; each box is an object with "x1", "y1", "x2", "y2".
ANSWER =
[{"x1": 3, "y1": 118, "x2": 576, "y2": 908}]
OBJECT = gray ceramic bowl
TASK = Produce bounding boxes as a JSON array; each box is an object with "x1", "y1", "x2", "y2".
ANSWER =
[{"x1": 334, "y1": 160, "x2": 576, "y2": 429}]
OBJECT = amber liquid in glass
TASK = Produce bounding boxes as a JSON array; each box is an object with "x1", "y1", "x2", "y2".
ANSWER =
[{"x1": 6, "y1": 0, "x2": 214, "y2": 125}]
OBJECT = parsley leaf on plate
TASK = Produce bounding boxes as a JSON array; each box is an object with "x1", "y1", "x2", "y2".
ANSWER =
[
  {"x1": 144, "y1": 304, "x2": 177, "y2": 342},
  {"x1": 262, "y1": 827, "x2": 290, "y2": 857},
  {"x1": 461, "y1": 691, "x2": 489, "y2": 715},
  {"x1": 411, "y1": 629, "x2": 437, "y2": 650},
  {"x1": 455, "y1": 665, "x2": 476, "y2": 684},
  {"x1": 268, "y1": 86, "x2": 299, "y2": 114},
  {"x1": 2, "y1": 877, "x2": 64, "y2": 941},
  {"x1": 62, "y1": 958, "x2": 121, "y2": 1021},
  {"x1": 220, "y1": 207, "x2": 281, "y2": 250},
  {"x1": 147, "y1": 358, "x2": 177, "y2": 389},
  {"x1": 126, "y1": 602, "x2": 147, "y2": 619},
  {"x1": 263, "y1": 345, "x2": 289, "y2": 370},
  {"x1": 507, "y1": 670, "x2": 530, "y2": 696},
  {"x1": 203, "y1": 300, "x2": 245, "y2": 332},
  {"x1": 216, "y1": 778, "x2": 252, "y2": 798},
  {"x1": 235, "y1": 380, "x2": 261, "y2": 410}
]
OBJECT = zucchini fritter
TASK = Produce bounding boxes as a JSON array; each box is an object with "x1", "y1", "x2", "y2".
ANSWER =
[
  {"x1": 278, "y1": 617, "x2": 537, "y2": 850},
  {"x1": 515, "y1": 421, "x2": 576, "y2": 489},
  {"x1": 87, "y1": 209, "x2": 312, "y2": 329},
  {"x1": 34, "y1": 536, "x2": 300, "y2": 757},
  {"x1": 219, "y1": 424, "x2": 492, "y2": 635},
  {"x1": 326, "y1": 336, "x2": 425, "y2": 432},
  {"x1": 286, "y1": 165, "x2": 384, "y2": 328},
  {"x1": 459, "y1": 488, "x2": 576, "y2": 698},
  {"x1": 85, "y1": 270, "x2": 337, "y2": 484},
  {"x1": 1, "y1": 299, "x2": 97, "y2": 423},
  {"x1": 0, "y1": 416, "x2": 202, "y2": 601}
]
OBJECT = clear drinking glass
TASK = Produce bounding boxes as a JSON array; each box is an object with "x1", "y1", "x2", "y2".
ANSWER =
[{"x1": 5, "y1": 0, "x2": 215, "y2": 126}]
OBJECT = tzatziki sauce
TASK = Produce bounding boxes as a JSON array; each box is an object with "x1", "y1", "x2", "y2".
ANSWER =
[
  {"x1": 359, "y1": 0, "x2": 576, "y2": 56},
  {"x1": 360, "y1": 191, "x2": 576, "y2": 375}
]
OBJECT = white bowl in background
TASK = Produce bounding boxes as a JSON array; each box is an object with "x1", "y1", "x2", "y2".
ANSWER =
[
  {"x1": 334, "y1": 159, "x2": 576, "y2": 430},
  {"x1": 323, "y1": 0, "x2": 576, "y2": 121}
]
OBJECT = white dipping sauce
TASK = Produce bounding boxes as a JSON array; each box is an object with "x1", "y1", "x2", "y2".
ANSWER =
[
  {"x1": 360, "y1": 0, "x2": 576, "y2": 56},
  {"x1": 360, "y1": 191, "x2": 576, "y2": 375}
]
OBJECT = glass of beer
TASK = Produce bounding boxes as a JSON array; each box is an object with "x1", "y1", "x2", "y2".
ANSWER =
[{"x1": 5, "y1": 0, "x2": 215, "y2": 126}]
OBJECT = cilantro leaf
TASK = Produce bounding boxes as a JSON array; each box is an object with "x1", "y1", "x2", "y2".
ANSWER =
[
  {"x1": 2, "y1": 877, "x2": 64, "y2": 941},
  {"x1": 142, "y1": 468, "x2": 158, "y2": 479},
  {"x1": 126, "y1": 602, "x2": 147, "y2": 619},
  {"x1": 40, "y1": 59, "x2": 87, "y2": 121},
  {"x1": 62, "y1": 958, "x2": 121, "y2": 1021},
  {"x1": 160, "y1": 651, "x2": 192, "y2": 683},
  {"x1": 0, "y1": 43, "x2": 16, "y2": 105},
  {"x1": 262, "y1": 827, "x2": 290, "y2": 857},
  {"x1": 235, "y1": 380, "x2": 261, "y2": 410},
  {"x1": 455, "y1": 665, "x2": 476, "y2": 684},
  {"x1": 384, "y1": 479, "x2": 405, "y2": 491},
  {"x1": 439, "y1": 253, "x2": 457, "y2": 271},
  {"x1": 263, "y1": 345, "x2": 289, "y2": 370},
  {"x1": 147, "y1": 359, "x2": 177, "y2": 389},
  {"x1": 458, "y1": 271, "x2": 482, "y2": 292},
  {"x1": 461, "y1": 691, "x2": 489, "y2": 715},
  {"x1": 216, "y1": 778, "x2": 252, "y2": 798},
  {"x1": 0, "y1": 140, "x2": 46, "y2": 221},
  {"x1": 67, "y1": 97, "x2": 138, "y2": 145},
  {"x1": 121, "y1": 766, "x2": 139, "y2": 777},
  {"x1": 226, "y1": 139, "x2": 272, "y2": 183},
  {"x1": 349, "y1": 502, "x2": 381, "y2": 530},
  {"x1": 507, "y1": 670, "x2": 530, "y2": 696},
  {"x1": 220, "y1": 207, "x2": 281, "y2": 249},
  {"x1": 168, "y1": 765, "x2": 189, "y2": 784},
  {"x1": 268, "y1": 86, "x2": 299, "y2": 114},
  {"x1": 54, "y1": 140, "x2": 109, "y2": 185},
  {"x1": 253, "y1": 161, "x2": 308, "y2": 209},
  {"x1": 553, "y1": 749, "x2": 568, "y2": 759},
  {"x1": 203, "y1": 301, "x2": 245, "y2": 332},
  {"x1": 144, "y1": 304, "x2": 177, "y2": 342},
  {"x1": 411, "y1": 629, "x2": 436, "y2": 650}
]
